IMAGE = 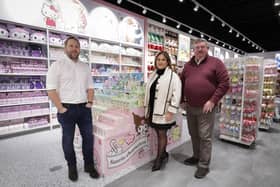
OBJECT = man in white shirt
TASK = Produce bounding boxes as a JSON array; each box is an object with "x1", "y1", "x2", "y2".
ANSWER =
[{"x1": 47, "y1": 36, "x2": 99, "y2": 181}]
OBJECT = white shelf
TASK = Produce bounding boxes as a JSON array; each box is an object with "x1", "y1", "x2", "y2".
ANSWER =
[
  {"x1": 259, "y1": 125, "x2": 270, "y2": 130},
  {"x1": 219, "y1": 134, "x2": 253, "y2": 146},
  {"x1": 0, "y1": 89, "x2": 47, "y2": 93},
  {"x1": 91, "y1": 49, "x2": 120, "y2": 55},
  {"x1": 0, "y1": 36, "x2": 47, "y2": 45},
  {"x1": 121, "y1": 53, "x2": 143, "y2": 58},
  {"x1": 1, "y1": 111, "x2": 50, "y2": 121},
  {"x1": 91, "y1": 37, "x2": 120, "y2": 45},
  {"x1": 148, "y1": 48, "x2": 161, "y2": 53},
  {"x1": 0, "y1": 124, "x2": 51, "y2": 136},
  {"x1": 0, "y1": 100, "x2": 49, "y2": 107},
  {"x1": 121, "y1": 64, "x2": 142, "y2": 67},
  {"x1": 50, "y1": 44, "x2": 88, "y2": 50},
  {"x1": 0, "y1": 73, "x2": 46, "y2": 76},
  {"x1": 92, "y1": 74, "x2": 111, "y2": 77},
  {"x1": 91, "y1": 62, "x2": 119, "y2": 66},
  {"x1": 0, "y1": 54, "x2": 48, "y2": 60},
  {"x1": 120, "y1": 41, "x2": 144, "y2": 49}
]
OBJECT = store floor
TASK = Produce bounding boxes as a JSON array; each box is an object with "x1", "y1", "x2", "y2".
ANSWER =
[{"x1": 1, "y1": 124, "x2": 280, "y2": 187}]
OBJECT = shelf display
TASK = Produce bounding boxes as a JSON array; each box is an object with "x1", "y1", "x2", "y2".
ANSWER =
[
  {"x1": 260, "y1": 59, "x2": 277, "y2": 129},
  {"x1": 219, "y1": 57, "x2": 263, "y2": 146},
  {"x1": 0, "y1": 22, "x2": 50, "y2": 136}
]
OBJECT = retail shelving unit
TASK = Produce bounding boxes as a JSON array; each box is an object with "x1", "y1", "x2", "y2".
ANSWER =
[
  {"x1": 219, "y1": 57, "x2": 263, "y2": 146},
  {"x1": 0, "y1": 19, "x2": 144, "y2": 137},
  {"x1": 259, "y1": 59, "x2": 277, "y2": 130},
  {"x1": 0, "y1": 25, "x2": 51, "y2": 137}
]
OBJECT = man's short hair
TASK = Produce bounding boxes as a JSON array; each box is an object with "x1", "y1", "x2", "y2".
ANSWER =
[
  {"x1": 64, "y1": 36, "x2": 80, "y2": 47},
  {"x1": 193, "y1": 38, "x2": 209, "y2": 48}
]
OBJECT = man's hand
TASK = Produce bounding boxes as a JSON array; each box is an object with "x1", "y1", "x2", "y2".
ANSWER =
[
  {"x1": 58, "y1": 107, "x2": 67, "y2": 114},
  {"x1": 85, "y1": 102, "x2": 93, "y2": 108},
  {"x1": 203, "y1": 100, "x2": 215, "y2": 114},
  {"x1": 165, "y1": 112, "x2": 174, "y2": 121}
]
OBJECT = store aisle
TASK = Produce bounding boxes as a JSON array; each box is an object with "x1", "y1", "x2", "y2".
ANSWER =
[
  {"x1": 1, "y1": 125, "x2": 280, "y2": 187},
  {"x1": 106, "y1": 125, "x2": 280, "y2": 187}
]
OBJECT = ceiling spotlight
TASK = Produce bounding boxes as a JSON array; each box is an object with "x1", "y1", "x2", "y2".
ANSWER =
[
  {"x1": 256, "y1": 46, "x2": 258, "y2": 49},
  {"x1": 248, "y1": 41, "x2": 251, "y2": 44},
  {"x1": 117, "y1": 0, "x2": 122, "y2": 4},
  {"x1": 201, "y1": 34, "x2": 204, "y2": 38},
  {"x1": 229, "y1": 28, "x2": 233, "y2": 33},
  {"x1": 208, "y1": 37, "x2": 211, "y2": 41},
  {"x1": 242, "y1": 37, "x2": 246, "y2": 41},
  {"x1": 176, "y1": 23, "x2": 181, "y2": 29},
  {"x1": 210, "y1": 15, "x2": 215, "y2": 22},
  {"x1": 179, "y1": 0, "x2": 184, "y2": 2},
  {"x1": 229, "y1": 46, "x2": 232, "y2": 49},
  {"x1": 142, "y1": 8, "x2": 147, "y2": 14},
  {"x1": 278, "y1": 11, "x2": 280, "y2": 16},
  {"x1": 188, "y1": 29, "x2": 193, "y2": 34},
  {"x1": 275, "y1": 0, "x2": 280, "y2": 6},
  {"x1": 223, "y1": 43, "x2": 225, "y2": 47},
  {"x1": 262, "y1": 50, "x2": 265, "y2": 53},
  {"x1": 252, "y1": 44, "x2": 255, "y2": 47},
  {"x1": 216, "y1": 41, "x2": 219, "y2": 44},
  {"x1": 236, "y1": 33, "x2": 239, "y2": 38},
  {"x1": 193, "y1": 4, "x2": 199, "y2": 11},
  {"x1": 162, "y1": 17, "x2": 166, "y2": 23},
  {"x1": 221, "y1": 22, "x2": 225, "y2": 27}
]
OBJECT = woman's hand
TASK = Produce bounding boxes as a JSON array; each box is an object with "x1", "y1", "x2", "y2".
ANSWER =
[{"x1": 165, "y1": 112, "x2": 174, "y2": 121}]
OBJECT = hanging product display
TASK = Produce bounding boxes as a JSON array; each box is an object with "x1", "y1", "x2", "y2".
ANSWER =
[
  {"x1": 219, "y1": 56, "x2": 263, "y2": 146},
  {"x1": 260, "y1": 59, "x2": 277, "y2": 129}
]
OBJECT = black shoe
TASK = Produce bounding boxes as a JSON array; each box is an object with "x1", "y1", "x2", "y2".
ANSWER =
[
  {"x1": 68, "y1": 166, "x2": 78, "y2": 182},
  {"x1": 85, "y1": 165, "x2": 100, "y2": 179},
  {"x1": 194, "y1": 167, "x2": 209, "y2": 179},
  {"x1": 161, "y1": 152, "x2": 169, "y2": 163},
  {"x1": 151, "y1": 158, "x2": 162, "y2": 172},
  {"x1": 183, "y1": 156, "x2": 199, "y2": 166}
]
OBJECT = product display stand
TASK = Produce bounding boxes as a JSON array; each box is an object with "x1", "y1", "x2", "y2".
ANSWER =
[
  {"x1": 260, "y1": 59, "x2": 277, "y2": 130},
  {"x1": 219, "y1": 57, "x2": 263, "y2": 146}
]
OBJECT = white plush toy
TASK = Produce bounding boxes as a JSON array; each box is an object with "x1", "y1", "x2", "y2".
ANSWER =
[
  {"x1": 8, "y1": 26, "x2": 30, "y2": 41},
  {"x1": 30, "y1": 31, "x2": 46, "y2": 43},
  {"x1": 0, "y1": 24, "x2": 8, "y2": 38},
  {"x1": 49, "y1": 33, "x2": 63, "y2": 46},
  {"x1": 79, "y1": 39, "x2": 89, "y2": 49}
]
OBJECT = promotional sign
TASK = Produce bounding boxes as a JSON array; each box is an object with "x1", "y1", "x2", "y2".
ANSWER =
[
  {"x1": 0, "y1": 0, "x2": 144, "y2": 45},
  {"x1": 178, "y1": 34, "x2": 190, "y2": 62},
  {"x1": 214, "y1": 47, "x2": 221, "y2": 58}
]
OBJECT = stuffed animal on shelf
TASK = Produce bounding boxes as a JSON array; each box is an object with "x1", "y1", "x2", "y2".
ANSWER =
[
  {"x1": 79, "y1": 39, "x2": 88, "y2": 49},
  {"x1": 7, "y1": 25, "x2": 30, "y2": 41},
  {"x1": 49, "y1": 33, "x2": 63, "y2": 46},
  {"x1": 0, "y1": 24, "x2": 9, "y2": 38},
  {"x1": 30, "y1": 31, "x2": 46, "y2": 43}
]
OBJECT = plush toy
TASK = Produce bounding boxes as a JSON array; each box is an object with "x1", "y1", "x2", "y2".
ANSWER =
[
  {"x1": 8, "y1": 25, "x2": 30, "y2": 41},
  {"x1": 79, "y1": 39, "x2": 88, "y2": 49},
  {"x1": 30, "y1": 31, "x2": 46, "y2": 43},
  {"x1": 0, "y1": 24, "x2": 9, "y2": 38},
  {"x1": 49, "y1": 33, "x2": 63, "y2": 45}
]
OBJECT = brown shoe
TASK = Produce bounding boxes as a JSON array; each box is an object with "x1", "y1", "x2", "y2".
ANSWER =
[
  {"x1": 183, "y1": 156, "x2": 199, "y2": 166},
  {"x1": 194, "y1": 167, "x2": 209, "y2": 179}
]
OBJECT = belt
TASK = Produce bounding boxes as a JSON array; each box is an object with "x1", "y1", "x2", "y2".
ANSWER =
[{"x1": 62, "y1": 103, "x2": 86, "y2": 108}]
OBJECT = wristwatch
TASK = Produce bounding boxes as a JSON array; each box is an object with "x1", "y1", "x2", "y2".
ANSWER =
[{"x1": 87, "y1": 101, "x2": 93, "y2": 105}]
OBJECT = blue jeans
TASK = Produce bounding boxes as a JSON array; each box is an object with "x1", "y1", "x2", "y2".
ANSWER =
[{"x1": 57, "y1": 103, "x2": 93, "y2": 167}]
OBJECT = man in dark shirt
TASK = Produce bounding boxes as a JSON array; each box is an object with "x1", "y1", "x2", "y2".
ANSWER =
[{"x1": 181, "y1": 39, "x2": 229, "y2": 178}]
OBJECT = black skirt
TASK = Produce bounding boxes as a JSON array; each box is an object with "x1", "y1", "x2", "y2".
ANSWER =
[{"x1": 150, "y1": 120, "x2": 176, "y2": 130}]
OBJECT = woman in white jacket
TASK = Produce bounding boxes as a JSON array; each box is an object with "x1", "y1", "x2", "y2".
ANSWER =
[{"x1": 144, "y1": 51, "x2": 182, "y2": 171}]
